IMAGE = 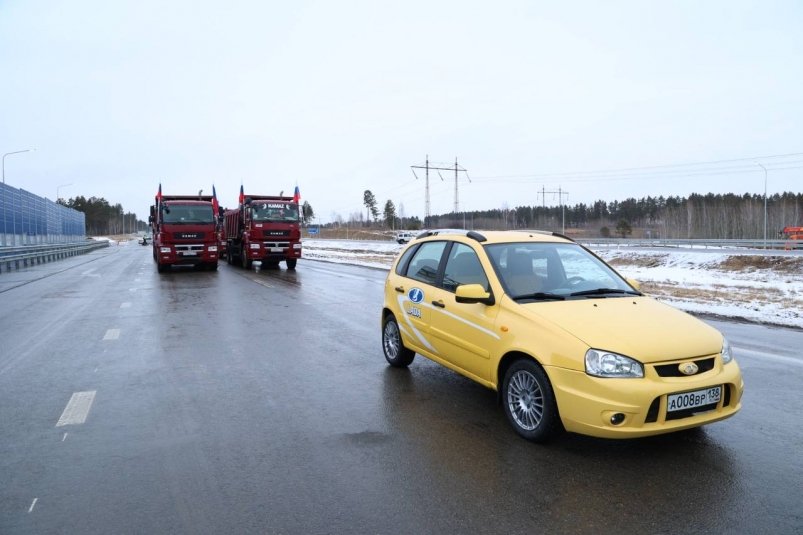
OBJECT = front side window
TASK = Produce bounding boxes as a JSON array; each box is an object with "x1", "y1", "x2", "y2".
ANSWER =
[
  {"x1": 405, "y1": 241, "x2": 447, "y2": 285},
  {"x1": 442, "y1": 243, "x2": 489, "y2": 292}
]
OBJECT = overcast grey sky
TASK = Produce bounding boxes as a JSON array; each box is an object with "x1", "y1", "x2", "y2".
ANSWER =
[{"x1": 2, "y1": 0, "x2": 802, "y2": 224}]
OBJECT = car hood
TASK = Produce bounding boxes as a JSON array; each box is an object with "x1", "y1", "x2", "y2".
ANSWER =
[{"x1": 518, "y1": 296, "x2": 723, "y2": 363}]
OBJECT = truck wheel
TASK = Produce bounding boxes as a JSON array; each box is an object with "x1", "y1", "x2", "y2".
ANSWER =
[
  {"x1": 241, "y1": 245, "x2": 252, "y2": 269},
  {"x1": 286, "y1": 258, "x2": 297, "y2": 270},
  {"x1": 382, "y1": 314, "x2": 415, "y2": 367},
  {"x1": 501, "y1": 359, "x2": 561, "y2": 442},
  {"x1": 157, "y1": 261, "x2": 167, "y2": 273}
]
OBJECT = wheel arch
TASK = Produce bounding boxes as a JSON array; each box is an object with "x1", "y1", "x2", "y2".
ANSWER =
[{"x1": 497, "y1": 351, "x2": 549, "y2": 401}]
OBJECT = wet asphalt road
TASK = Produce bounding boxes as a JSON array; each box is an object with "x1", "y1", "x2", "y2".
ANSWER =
[{"x1": 1, "y1": 243, "x2": 802, "y2": 534}]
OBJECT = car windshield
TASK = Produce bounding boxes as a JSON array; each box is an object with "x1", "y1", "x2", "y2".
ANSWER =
[
  {"x1": 162, "y1": 204, "x2": 215, "y2": 224},
  {"x1": 484, "y1": 242, "x2": 637, "y2": 300},
  {"x1": 250, "y1": 202, "x2": 299, "y2": 222}
]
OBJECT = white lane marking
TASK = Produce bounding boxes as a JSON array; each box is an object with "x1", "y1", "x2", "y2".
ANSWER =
[
  {"x1": 735, "y1": 346, "x2": 803, "y2": 367},
  {"x1": 250, "y1": 278, "x2": 274, "y2": 289},
  {"x1": 103, "y1": 329, "x2": 120, "y2": 340},
  {"x1": 62, "y1": 432, "x2": 68, "y2": 442},
  {"x1": 56, "y1": 391, "x2": 97, "y2": 427},
  {"x1": 28, "y1": 498, "x2": 38, "y2": 513},
  {"x1": 81, "y1": 269, "x2": 100, "y2": 278},
  {"x1": 120, "y1": 302, "x2": 132, "y2": 309}
]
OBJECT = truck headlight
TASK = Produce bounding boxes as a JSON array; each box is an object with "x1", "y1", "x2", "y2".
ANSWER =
[
  {"x1": 721, "y1": 337, "x2": 734, "y2": 364},
  {"x1": 293, "y1": 243, "x2": 302, "y2": 250},
  {"x1": 208, "y1": 245, "x2": 218, "y2": 252},
  {"x1": 250, "y1": 243, "x2": 260, "y2": 250},
  {"x1": 160, "y1": 247, "x2": 171, "y2": 253},
  {"x1": 585, "y1": 349, "x2": 644, "y2": 378}
]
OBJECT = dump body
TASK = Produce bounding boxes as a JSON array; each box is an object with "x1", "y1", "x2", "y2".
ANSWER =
[
  {"x1": 781, "y1": 226, "x2": 803, "y2": 250},
  {"x1": 150, "y1": 195, "x2": 220, "y2": 271},
  {"x1": 225, "y1": 195, "x2": 302, "y2": 269}
]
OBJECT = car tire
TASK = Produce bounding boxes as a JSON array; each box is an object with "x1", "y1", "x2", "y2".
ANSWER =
[
  {"x1": 502, "y1": 359, "x2": 560, "y2": 442},
  {"x1": 382, "y1": 314, "x2": 415, "y2": 367}
]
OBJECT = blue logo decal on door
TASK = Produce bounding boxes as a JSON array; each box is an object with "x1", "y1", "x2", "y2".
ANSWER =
[{"x1": 408, "y1": 287, "x2": 424, "y2": 303}]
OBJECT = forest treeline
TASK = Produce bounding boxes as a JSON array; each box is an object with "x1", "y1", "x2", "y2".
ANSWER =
[
  {"x1": 58, "y1": 196, "x2": 145, "y2": 235},
  {"x1": 424, "y1": 192, "x2": 803, "y2": 239}
]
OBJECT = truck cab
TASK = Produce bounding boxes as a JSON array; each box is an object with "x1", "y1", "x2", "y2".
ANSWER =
[{"x1": 150, "y1": 195, "x2": 220, "y2": 272}]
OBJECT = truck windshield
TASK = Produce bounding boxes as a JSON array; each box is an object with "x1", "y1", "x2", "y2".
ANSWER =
[
  {"x1": 250, "y1": 202, "x2": 299, "y2": 222},
  {"x1": 162, "y1": 205, "x2": 215, "y2": 224}
]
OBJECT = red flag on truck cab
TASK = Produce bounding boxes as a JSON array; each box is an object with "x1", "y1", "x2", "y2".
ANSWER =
[
  {"x1": 212, "y1": 184, "x2": 219, "y2": 215},
  {"x1": 156, "y1": 183, "x2": 162, "y2": 203},
  {"x1": 293, "y1": 185, "x2": 300, "y2": 203},
  {"x1": 239, "y1": 184, "x2": 245, "y2": 205}
]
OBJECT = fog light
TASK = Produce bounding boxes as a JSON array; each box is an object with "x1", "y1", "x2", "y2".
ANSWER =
[{"x1": 610, "y1": 413, "x2": 625, "y2": 425}]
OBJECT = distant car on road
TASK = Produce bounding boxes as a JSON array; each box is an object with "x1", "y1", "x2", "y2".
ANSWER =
[
  {"x1": 395, "y1": 231, "x2": 415, "y2": 244},
  {"x1": 381, "y1": 229, "x2": 743, "y2": 442}
]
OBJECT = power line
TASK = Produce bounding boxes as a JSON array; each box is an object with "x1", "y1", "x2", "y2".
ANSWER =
[{"x1": 470, "y1": 152, "x2": 803, "y2": 182}]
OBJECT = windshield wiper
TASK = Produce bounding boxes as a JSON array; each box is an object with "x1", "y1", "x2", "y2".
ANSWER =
[
  {"x1": 512, "y1": 292, "x2": 565, "y2": 301},
  {"x1": 569, "y1": 288, "x2": 641, "y2": 297}
]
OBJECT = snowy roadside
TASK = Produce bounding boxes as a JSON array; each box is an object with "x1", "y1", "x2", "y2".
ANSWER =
[{"x1": 302, "y1": 238, "x2": 803, "y2": 329}]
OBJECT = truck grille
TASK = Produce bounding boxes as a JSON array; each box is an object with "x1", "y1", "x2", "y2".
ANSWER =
[
  {"x1": 263, "y1": 241, "x2": 290, "y2": 249},
  {"x1": 175, "y1": 244, "x2": 204, "y2": 254},
  {"x1": 173, "y1": 232, "x2": 205, "y2": 240}
]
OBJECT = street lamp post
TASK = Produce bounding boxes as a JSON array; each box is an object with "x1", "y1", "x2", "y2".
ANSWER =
[
  {"x1": 2, "y1": 149, "x2": 35, "y2": 184},
  {"x1": 2, "y1": 149, "x2": 35, "y2": 246},
  {"x1": 756, "y1": 163, "x2": 768, "y2": 248}
]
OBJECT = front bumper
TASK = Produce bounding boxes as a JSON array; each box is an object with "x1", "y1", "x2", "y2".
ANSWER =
[{"x1": 547, "y1": 360, "x2": 743, "y2": 438}]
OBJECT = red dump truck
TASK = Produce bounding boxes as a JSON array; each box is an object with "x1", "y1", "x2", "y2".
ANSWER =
[
  {"x1": 225, "y1": 193, "x2": 302, "y2": 269},
  {"x1": 150, "y1": 193, "x2": 221, "y2": 272}
]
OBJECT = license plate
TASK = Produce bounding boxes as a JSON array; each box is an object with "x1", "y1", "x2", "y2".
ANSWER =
[
  {"x1": 667, "y1": 386, "x2": 721, "y2": 413},
  {"x1": 181, "y1": 251, "x2": 197, "y2": 256},
  {"x1": 270, "y1": 247, "x2": 284, "y2": 252}
]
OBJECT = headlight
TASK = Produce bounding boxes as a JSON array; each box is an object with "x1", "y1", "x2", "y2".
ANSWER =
[
  {"x1": 208, "y1": 245, "x2": 218, "y2": 252},
  {"x1": 293, "y1": 243, "x2": 302, "y2": 250},
  {"x1": 160, "y1": 247, "x2": 171, "y2": 253},
  {"x1": 250, "y1": 243, "x2": 260, "y2": 250},
  {"x1": 721, "y1": 337, "x2": 734, "y2": 364},
  {"x1": 585, "y1": 349, "x2": 644, "y2": 378}
]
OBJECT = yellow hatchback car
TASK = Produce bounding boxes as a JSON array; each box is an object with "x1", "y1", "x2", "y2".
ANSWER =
[{"x1": 381, "y1": 230, "x2": 743, "y2": 442}]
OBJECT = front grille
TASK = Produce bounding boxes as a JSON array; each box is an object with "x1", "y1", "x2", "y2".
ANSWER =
[
  {"x1": 645, "y1": 398, "x2": 661, "y2": 423},
  {"x1": 654, "y1": 357, "x2": 715, "y2": 377},
  {"x1": 263, "y1": 241, "x2": 290, "y2": 249},
  {"x1": 263, "y1": 230, "x2": 289, "y2": 238},
  {"x1": 173, "y1": 232, "x2": 205, "y2": 240},
  {"x1": 665, "y1": 402, "x2": 718, "y2": 421},
  {"x1": 175, "y1": 244, "x2": 204, "y2": 255}
]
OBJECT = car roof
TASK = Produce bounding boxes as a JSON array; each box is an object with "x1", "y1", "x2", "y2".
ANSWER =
[{"x1": 414, "y1": 229, "x2": 574, "y2": 245}]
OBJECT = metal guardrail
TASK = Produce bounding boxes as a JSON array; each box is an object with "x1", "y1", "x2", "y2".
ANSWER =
[
  {"x1": 0, "y1": 241, "x2": 110, "y2": 273},
  {"x1": 575, "y1": 238, "x2": 801, "y2": 250}
]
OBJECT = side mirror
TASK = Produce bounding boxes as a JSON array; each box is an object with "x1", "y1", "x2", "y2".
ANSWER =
[
  {"x1": 455, "y1": 284, "x2": 495, "y2": 306},
  {"x1": 626, "y1": 278, "x2": 641, "y2": 292}
]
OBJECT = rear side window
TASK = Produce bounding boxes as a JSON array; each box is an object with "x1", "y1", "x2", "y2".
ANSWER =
[
  {"x1": 404, "y1": 241, "x2": 447, "y2": 285},
  {"x1": 395, "y1": 244, "x2": 419, "y2": 276}
]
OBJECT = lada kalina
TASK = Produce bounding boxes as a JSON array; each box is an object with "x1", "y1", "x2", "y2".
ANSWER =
[{"x1": 380, "y1": 230, "x2": 743, "y2": 441}]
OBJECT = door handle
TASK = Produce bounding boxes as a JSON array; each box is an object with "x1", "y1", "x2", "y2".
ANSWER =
[
  {"x1": 432, "y1": 300, "x2": 445, "y2": 308},
  {"x1": 395, "y1": 286, "x2": 405, "y2": 293}
]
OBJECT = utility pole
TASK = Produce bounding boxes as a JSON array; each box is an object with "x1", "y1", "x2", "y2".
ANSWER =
[
  {"x1": 538, "y1": 187, "x2": 570, "y2": 234},
  {"x1": 411, "y1": 156, "x2": 469, "y2": 227}
]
